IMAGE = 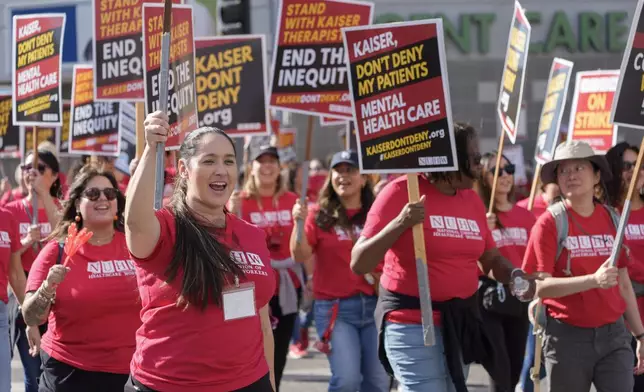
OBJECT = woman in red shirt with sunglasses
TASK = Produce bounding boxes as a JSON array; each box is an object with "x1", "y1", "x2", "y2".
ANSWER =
[
  {"x1": 21, "y1": 167, "x2": 141, "y2": 391},
  {"x1": 5, "y1": 149, "x2": 62, "y2": 392}
]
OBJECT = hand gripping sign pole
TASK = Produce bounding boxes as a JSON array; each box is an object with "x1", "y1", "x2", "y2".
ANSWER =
[
  {"x1": 295, "y1": 116, "x2": 314, "y2": 244},
  {"x1": 154, "y1": 0, "x2": 173, "y2": 210},
  {"x1": 407, "y1": 174, "x2": 435, "y2": 346}
]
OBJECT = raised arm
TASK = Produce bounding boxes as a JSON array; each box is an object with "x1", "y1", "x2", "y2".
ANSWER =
[
  {"x1": 290, "y1": 199, "x2": 313, "y2": 262},
  {"x1": 125, "y1": 111, "x2": 168, "y2": 259}
]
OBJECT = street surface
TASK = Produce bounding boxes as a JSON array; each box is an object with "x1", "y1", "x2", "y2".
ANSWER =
[{"x1": 11, "y1": 347, "x2": 546, "y2": 392}]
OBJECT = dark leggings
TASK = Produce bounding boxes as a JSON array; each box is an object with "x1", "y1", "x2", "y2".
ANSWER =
[
  {"x1": 125, "y1": 373, "x2": 273, "y2": 392},
  {"x1": 481, "y1": 307, "x2": 530, "y2": 392},
  {"x1": 39, "y1": 350, "x2": 128, "y2": 392},
  {"x1": 269, "y1": 295, "x2": 298, "y2": 391}
]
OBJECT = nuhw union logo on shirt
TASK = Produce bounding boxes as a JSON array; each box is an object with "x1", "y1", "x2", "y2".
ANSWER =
[
  {"x1": 626, "y1": 224, "x2": 644, "y2": 241},
  {"x1": 0, "y1": 231, "x2": 10, "y2": 248},
  {"x1": 492, "y1": 228, "x2": 528, "y2": 247},
  {"x1": 19, "y1": 223, "x2": 51, "y2": 237},
  {"x1": 230, "y1": 251, "x2": 269, "y2": 277},
  {"x1": 87, "y1": 260, "x2": 136, "y2": 279},
  {"x1": 429, "y1": 215, "x2": 482, "y2": 241},
  {"x1": 249, "y1": 211, "x2": 292, "y2": 227},
  {"x1": 565, "y1": 235, "x2": 614, "y2": 258}
]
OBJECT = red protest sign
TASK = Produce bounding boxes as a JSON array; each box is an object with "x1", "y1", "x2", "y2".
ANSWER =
[
  {"x1": 92, "y1": 0, "x2": 183, "y2": 101},
  {"x1": 342, "y1": 20, "x2": 457, "y2": 173},
  {"x1": 12, "y1": 14, "x2": 66, "y2": 127},
  {"x1": 69, "y1": 65, "x2": 121, "y2": 156},
  {"x1": 270, "y1": 0, "x2": 374, "y2": 120},
  {"x1": 567, "y1": 70, "x2": 619, "y2": 154},
  {"x1": 143, "y1": 4, "x2": 198, "y2": 150},
  {"x1": 320, "y1": 116, "x2": 345, "y2": 126}
]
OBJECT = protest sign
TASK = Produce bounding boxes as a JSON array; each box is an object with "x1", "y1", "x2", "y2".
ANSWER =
[
  {"x1": 321, "y1": 116, "x2": 345, "y2": 126},
  {"x1": 20, "y1": 126, "x2": 60, "y2": 159},
  {"x1": 92, "y1": 0, "x2": 183, "y2": 101},
  {"x1": 612, "y1": 0, "x2": 644, "y2": 129},
  {"x1": 270, "y1": 0, "x2": 374, "y2": 120},
  {"x1": 342, "y1": 19, "x2": 457, "y2": 173},
  {"x1": 115, "y1": 101, "x2": 136, "y2": 175},
  {"x1": 69, "y1": 65, "x2": 121, "y2": 156},
  {"x1": 535, "y1": 58, "x2": 573, "y2": 164},
  {"x1": 195, "y1": 35, "x2": 270, "y2": 137},
  {"x1": 143, "y1": 3, "x2": 198, "y2": 149},
  {"x1": 497, "y1": 1, "x2": 531, "y2": 144},
  {"x1": 12, "y1": 14, "x2": 66, "y2": 127},
  {"x1": 0, "y1": 94, "x2": 21, "y2": 158},
  {"x1": 567, "y1": 70, "x2": 619, "y2": 154},
  {"x1": 59, "y1": 101, "x2": 72, "y2": 156}
]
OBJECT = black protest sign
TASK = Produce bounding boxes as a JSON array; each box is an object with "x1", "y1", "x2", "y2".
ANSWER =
[
  {"x1": 115, "y1": 101, "x2": 136, "y2": 175},
  {"x1": 195, "y1": 35, "x2": 270, "y2": 137},
  {"x1": 12, "y1": 14, "x2": 66, "y2": 127},
  {"x1": 612, "y1": 0, "x2": 644, "y2": 129},
  {"x1": 342, "y1": 20, "x2": 457, "y2": 173},
  {"x1": 535, "y1": 58, "x2": 573, "y2": 164},
  {"x1": 497, "y1": 1, "x2": 531, "y2": 144},
  {"x1": 69, "y1": 65, "x2": 121, "y2": 156},
  {"x1": 0, "y1": 94, "x2": 21, "y2": 158}
]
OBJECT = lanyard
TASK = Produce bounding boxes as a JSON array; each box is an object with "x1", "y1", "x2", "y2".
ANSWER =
[{"x1": 255, "y1": 195, "x2": 280, "y2": 230}]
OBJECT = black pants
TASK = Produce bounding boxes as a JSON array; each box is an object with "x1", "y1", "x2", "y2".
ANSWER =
[
  {"x1": 124, "y1": 373, "x2": 273, "y2": 392},
  {"x1": 632, "y1": 337, "x2": 644, "y2": 392},
  {"x1": 481, "y1": 306, "x2": 530, "y2": 392},
  {"x1": 269, "y1": 295, "x2": 297, "y2": 392},
  {"x1": 39, "y1": 350, "x2": 128, "y2": 392}
]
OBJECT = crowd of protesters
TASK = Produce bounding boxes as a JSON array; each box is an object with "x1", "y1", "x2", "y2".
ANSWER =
[{"x1": 1, "y1": 114, "x2": 644, "y2": 392}]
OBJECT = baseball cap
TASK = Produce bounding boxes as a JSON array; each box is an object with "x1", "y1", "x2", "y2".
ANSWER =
[
  {"x1": 252, "y1": 145, "x2": 279, "y2": 161},
  {"x1": 330, "y1": 150, "x2": 359, "y2": 169}
]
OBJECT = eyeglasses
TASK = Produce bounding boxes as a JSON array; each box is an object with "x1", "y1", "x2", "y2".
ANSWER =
[
  {"x1": 489, "y1": 164, "x2": 516, "y2": 176},
  {"x1": 82, "y1": 187, "x2": 119, "y2": 201},
  {"x1": 21, "y1": 163, "x2": 47, "y2": 174}
]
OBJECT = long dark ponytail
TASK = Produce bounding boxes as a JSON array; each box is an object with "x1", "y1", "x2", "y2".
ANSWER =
[{"x1": 167, "y1": 127, "x2": 244, "y2": 311}]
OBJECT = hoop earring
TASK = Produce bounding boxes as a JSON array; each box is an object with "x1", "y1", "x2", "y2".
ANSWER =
[{"x1": 75, "y1": 214, "x2": 81, "y2": 223}]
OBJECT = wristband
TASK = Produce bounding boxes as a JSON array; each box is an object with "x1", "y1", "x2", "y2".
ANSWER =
[{"x1": 636, "y1": 333, "x2": 644, "y2": 341}]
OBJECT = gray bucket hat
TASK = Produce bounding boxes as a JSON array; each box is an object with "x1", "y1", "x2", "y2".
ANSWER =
[{"x1": 540, "y1": 140, "x2": 612, "y2": 185}]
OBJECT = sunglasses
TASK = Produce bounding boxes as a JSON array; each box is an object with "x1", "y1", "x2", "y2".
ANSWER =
[
  {"x1": 623, "y1": 161, "x2": 642, "y2": 172},
  {"x1": 21, "y1": 163, "x2": 47, "y2": 174},
  {"x1": 489, "y1": 164, "x2": 516, "y2": 176},
  {"x1": 82, "y1": 187, "x2": 119, "y2": 201}
]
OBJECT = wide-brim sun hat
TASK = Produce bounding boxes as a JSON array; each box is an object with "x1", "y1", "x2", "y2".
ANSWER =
[{"x1": 540, "y1": 140, "x2": 612, "y2": 185}]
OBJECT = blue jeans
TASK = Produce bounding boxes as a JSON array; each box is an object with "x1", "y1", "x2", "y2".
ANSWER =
[
  {"x1": 315, "y1": 295, "x2": 389, "y2": 392},
  {"x1": 384, "y1": 321, "x2": 470, "y2": 392},
  {"x1": 14, "y1": 321, "x2": 42, "y2": 392},
  {"x1": 519, "y1": 323, "x2": 546, "y2": 392},
  {"x1": 0, "y1": 302, "x2": 10, "y2": 392},
  {"x1": 291, "y1": 307, "x2": 315, "y2": 343}
]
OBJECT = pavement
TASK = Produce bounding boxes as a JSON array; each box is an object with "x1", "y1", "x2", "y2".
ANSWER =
[{"x1": 9, "y1": 347, "x2": 500, "y2": 392}]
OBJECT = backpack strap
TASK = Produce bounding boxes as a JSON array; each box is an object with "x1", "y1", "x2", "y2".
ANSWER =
[
  {"x1": 547, "y1": 200, "x2": 572, "y2": 276},
  {"x1": 601, "y1": 204, "x2": 629, "y2": 258},
  {"x1": 56, "y1": 241, "x2": 64, "y2": 265}
]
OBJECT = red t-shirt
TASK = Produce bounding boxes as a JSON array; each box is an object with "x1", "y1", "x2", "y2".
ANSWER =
[
  {"x1": 0, "y1": 189, "x2": 27, "y2": 207},
  {"x1": 622, "y1": 207, "x2": 644, "y2": 326},
  {"x1": 361, "y1": 175, "x2": 495, "y2": 325},
  {"x1": 522, "y1": 204, "x2": 628, "y2": 328},
  {"x1": 0, "y1": 208, "x2": 20, "y2": 303},
  {"x1": 241, "y1": 192, "x2": 301, "y2": 291},
  {"x1": 305, "y1": 205, "x2": 376, "y2": 300},
  {"x1": 130, "y1": 208, "x2": 276, "y2": 392},
  {"x1": 516, "y1": 194, "x2": 549, "y2": 219},
  {"x1": 491, "y1": 206, "x2": 536, "y2": 268},
  {"x1": 26, "y1": 231, "x2": 140, "y2": 373},
  {"x1": 4, "y1": 199, "x2": 53, "y2": 272}
]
